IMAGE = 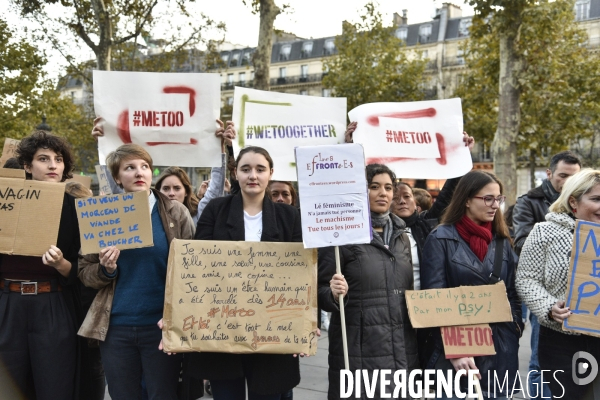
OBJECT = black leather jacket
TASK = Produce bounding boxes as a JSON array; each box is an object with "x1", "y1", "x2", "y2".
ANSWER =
[
  {"x1": 513, "y1": 184, "x2": 552, "y2": 255},
  {"x1": 420, "y1": 224, "x2": 523, "y2": 396}
]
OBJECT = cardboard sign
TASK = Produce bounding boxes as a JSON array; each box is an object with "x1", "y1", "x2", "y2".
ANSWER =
[
  {"x1": 162, "y1": 239, "x2": 318, "y2": 354},
  {"x1": 441, "y1": 323, "x2": 496, "y2": 359},
  {"x1": 94, "y1": 71, "x2": 221, "y2": 168},
  {"x1": 66, "y1": 174, "x2": 92, "y2": 189},
  {"x1": 0, "y1": 138, "x2": 20, "y2": 167},
  {"x1": 348, "y1": 98, "x2": 472, "y2": 179},
  {"x1": 405, "y1": 282, "x2": 513, "y2": 328},
  {"x1": 564, "y1": 220, "x2": 600, "y2": 337},
  {"x1": 295, "y1": 144, "x2": 371, "y2": 248},
  {"x1": 94, "y1": 165, "x2": 123, "y2": 195},
  {"x1": 232, "y1": 87, "x2": 346, "y2": 181},
  {"x1": 0, "y1": 169, "x2": 65, "y2": 256},
  {"x1": 75, "y1": 191, "x2": 153, "y2": 255}
]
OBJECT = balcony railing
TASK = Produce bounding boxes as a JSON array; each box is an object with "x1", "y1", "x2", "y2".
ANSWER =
[
  {"x1": 442, "y1": 57, "x2": 466, "y2": 67},
  {"x1": 269, "y1": 73, "x2": 324, "y2": 86}
]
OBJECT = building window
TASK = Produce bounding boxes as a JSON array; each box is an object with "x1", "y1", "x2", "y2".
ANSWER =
[
  {"x1": 456, "y1": 49, "x2": 464, "y2": 65},
  {"x1": 322, "y1": 88, "x2": 331, "y2": 97},
  {"x1": 301, "y1": 65, "x2": 308, "y2": 77},
  {"x1": 575, "y1": 0, "x2": 590, "y2": 20},
  {"x1": 242, "y1": 51, "x2": 252, "y2": 66},
  {"x1": 226, "y1": 97, "x2": 233, "y2": 106},
  {"x1": 279, "y1": 67, "x2": 286, "y2": 78},
  {"x1": 250, "y1": 71, "x2": 255, "y2": 81},
  {"x1": 279, "y1": 44, "x2": 292, "y2": 61},
  {"x1": 324, "y1": 39, "x2": 335, "y2": 55},
  {"x1": 458, "y1": 18, "x2": 472, "y2": 37},
  {"x1": 301, "y1": 41, "x2": 313, "y2": 58},
  {"x1": 239, "y1": 72, "x2": 246, "y2": 84},
  {"x1": 221, "y1": 54, "x2": 229, "y2": 64},
  {"x1": 230, "y1": 52, "x2": 240, "y2": 67},
  {"x1": 395, "y1": 27, "x2": 407, "y2": 41},
  {"x1": 419, "y1": 24, "x2": 432, "y2": 43},
  {"x1": 227, "y1": 73, "x2": 234, "y2": 85},
  {"x1": 300, "y1": 90, "x2": 308, "y2": 96}
]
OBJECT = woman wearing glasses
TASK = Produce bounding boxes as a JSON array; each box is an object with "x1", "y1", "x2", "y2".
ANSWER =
[{"x1": 420, "y1": 170, "x2": 522, "y2": 399}]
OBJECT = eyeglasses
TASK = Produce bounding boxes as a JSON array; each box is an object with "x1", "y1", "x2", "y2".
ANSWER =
[{"x1": 473, "y1": 195, "x2": 506, "y2": 207}]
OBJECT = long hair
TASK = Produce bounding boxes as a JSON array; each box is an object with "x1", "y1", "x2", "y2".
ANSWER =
[
  {"x1": 441, "y1": 170, "x2": 510, "y2": 239},
  {"x1": 155, "y1": 167, "x2": 200, "y2": 217}
]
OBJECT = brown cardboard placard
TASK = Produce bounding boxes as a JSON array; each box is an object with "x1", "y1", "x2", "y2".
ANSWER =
[
  {"x1": 564, "y1": 220, "x2": 600, "y2": 337},
  {"x1": 66, "y1": 174, "x2": 92, "y2": 189},
  {"x1": 95, "y1": 165, "x2": 113, "y2": 195},
  {"x1": 162, "y1": 239, "x2": 319, "y2": 354},
  {"x1": 441, "y1": 323, "x2": 496, "y2": 359},
  {"x1": 75, "y1": 191, "x2": 153, "y2": 255},
  {"x1": 0, "y1": 138, "x2": 20, "y2": 168},
  {"x1": 0, "y1": 169, "x2": 65, "y2": 256},
  {"x1": 405, "y1": 282, "x2": 513, "y2": 328}
]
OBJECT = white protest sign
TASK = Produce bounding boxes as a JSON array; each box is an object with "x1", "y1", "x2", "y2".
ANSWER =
[
  {"x1": 348, "y1": 98, "x2": 472, "y2": 179},
  {"x1": 295, "y1": 144, "x2": 371, "y2": 248},
  {"x1": 94, "y1": 71, "x2": 221, "y2": 168},
  {"x1": 232, "y1": 87, "x2": 346, "y2": 181}
]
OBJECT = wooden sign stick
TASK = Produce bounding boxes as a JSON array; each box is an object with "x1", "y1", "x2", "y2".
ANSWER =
[{"x1": 335, "y1": 246, "x2": 350, "y2": 370}]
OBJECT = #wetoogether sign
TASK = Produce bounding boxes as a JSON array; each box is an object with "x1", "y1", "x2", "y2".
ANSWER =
[
  {"x1": 94, "y1": 71, "x2": 222, "y2": 168},
  {"x1": 232, "y1": 87, "x2": 347, "y2": 181},
  {"x1": 349, "y1": 98, "x2": 472, "y2": 179}
]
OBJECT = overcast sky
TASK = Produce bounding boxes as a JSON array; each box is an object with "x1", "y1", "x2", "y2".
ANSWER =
[{"x1": 10, "y1": 1, "x2": 475, "y2": 79}]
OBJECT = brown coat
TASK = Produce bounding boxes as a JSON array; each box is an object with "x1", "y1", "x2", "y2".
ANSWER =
[{"x1": 77, "y1": 190, "x2": 194, "y2": 340}]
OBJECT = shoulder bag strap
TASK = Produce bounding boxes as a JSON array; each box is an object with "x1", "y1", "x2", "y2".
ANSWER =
[{"x1": 489, "y1": 237, "x2": 504, "y2": 284}]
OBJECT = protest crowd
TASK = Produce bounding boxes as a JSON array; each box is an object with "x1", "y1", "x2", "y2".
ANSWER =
[{"x1": 1, "y1": 88, "x2": 599, "y2": 400}]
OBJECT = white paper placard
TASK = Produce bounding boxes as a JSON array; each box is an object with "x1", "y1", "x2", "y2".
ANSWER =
[
  {"x1": 232, "y1": 87, "x2": 347, "y2": 181},
  {"x1": 348, "y1": 98, "x2": 472, "y2": 179},
  {"x1": 93, "y1": 71, "x2": 221, "y2": 167},
  {"x1": 295, "y1": 144, "x2": 371, "y2": 248}
]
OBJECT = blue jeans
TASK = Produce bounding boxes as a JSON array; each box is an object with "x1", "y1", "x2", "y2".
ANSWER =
[
  {"x1": 528, "y1": 314, "x2": 552, "y2": 398},
  {"x1": 99, "y1": 325, "x2": 182, "y2": 400},
  {"x1": 211, "y1": 377, "x2": 283, "y2": 400}
]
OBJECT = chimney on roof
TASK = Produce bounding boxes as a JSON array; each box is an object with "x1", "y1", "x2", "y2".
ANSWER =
[
  {"x1": 444, "y1": 2, "x2": 462, "y2": 18},
  {"x1": 393, "y1": 9, "x2": 408, "y2": 26}
]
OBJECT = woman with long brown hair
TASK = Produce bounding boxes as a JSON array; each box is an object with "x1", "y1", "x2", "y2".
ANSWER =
[{"x1": 420, "y1": 170, "x2": 522, "y2": 400}]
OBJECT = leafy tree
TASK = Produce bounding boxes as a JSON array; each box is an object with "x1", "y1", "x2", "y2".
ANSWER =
[
  {"x1": 322, "y1": 2, "x2": 427, "y2": 112},
  {"x1": 0, "y1": 18, "x2": 95, "y2": 172},
  {"x1": 458, "y1": 0, "x2": 600, "y2": 197}
]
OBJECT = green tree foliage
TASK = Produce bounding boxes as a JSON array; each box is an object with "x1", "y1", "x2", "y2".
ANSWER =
[
  {"x1": 457, "y1": 0, "x2": 600, "y2": 167},
  {"x1": 0, "y1": 18, "x2": 95, "y2": 172},
  {"x1": 322, "y1": 2, "x2": 428, "y2": 112}
]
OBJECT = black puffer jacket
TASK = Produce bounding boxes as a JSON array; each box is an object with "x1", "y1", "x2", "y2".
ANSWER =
[
  {"x1": 513, "y1": 183, "x2": 553, "y2": 255},
  {"x1": 420, "y1": 224, "x2": 523, "y2": 397},
  {"x1": 318, "y1": 214, "x2": 419, "y2": 400}
]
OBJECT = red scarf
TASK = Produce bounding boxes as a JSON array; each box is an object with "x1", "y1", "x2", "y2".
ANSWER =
[{"x1": 455, "y1": 215, "x2": 493, "y2": 262}]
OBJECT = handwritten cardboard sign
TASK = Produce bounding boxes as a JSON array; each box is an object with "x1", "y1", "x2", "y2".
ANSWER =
[
  {"x1": 564, "y1": 220, "x2": 600, "y2": 337},
  {"x1": 162, "y1": 239, "x2": 319, "y2": 354},
  {"x1": 94, "y1": 71, "x2": 221, "y2": 168},
  {"x1": 405, "y1": 282, "x2": 513, "y2": 328},
  {"x1": 0, "y1": 138, "x2": 20, "y2": 168},
  {"x1": 295, "y1": 144, "x2": 371, "y2": 248},
  {"x1": 348, "y1": 98, "x2": 472, "y2": 179},
  {"x1": 232, "y1": 87, "x2": 346, "y2": 181},
  {"x1": 441, "y1": 323, "x2": 496, "y2": 359},
  {"x1": 0, "y1": 169, "x2": 65, "y2": 256},
  {"x1": 75, "y1": 191, "x2": 153, "y2": 255}
]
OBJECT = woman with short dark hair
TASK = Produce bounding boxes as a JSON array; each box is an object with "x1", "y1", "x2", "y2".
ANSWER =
[{"x1": 0, "y1": 131, "x2": 81, "y2": 399}]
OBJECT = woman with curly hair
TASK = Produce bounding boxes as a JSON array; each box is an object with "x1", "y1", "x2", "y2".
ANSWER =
[{"x1": 0, "y1": 131, "x2": 81, "y2": 399}]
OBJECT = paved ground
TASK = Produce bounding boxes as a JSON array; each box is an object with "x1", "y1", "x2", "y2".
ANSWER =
[{"x1": 105, "y1": 320, "x2": 534, "y2": 399}]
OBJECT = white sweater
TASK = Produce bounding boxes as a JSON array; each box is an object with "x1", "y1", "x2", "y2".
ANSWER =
[{"x1": 516, "y1": 212, "x2": 578, "y2": 334}]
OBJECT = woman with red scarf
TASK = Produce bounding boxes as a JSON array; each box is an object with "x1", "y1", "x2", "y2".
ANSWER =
[{"x1": 420, "y1": 170, "x2": 522, "y2": 400}]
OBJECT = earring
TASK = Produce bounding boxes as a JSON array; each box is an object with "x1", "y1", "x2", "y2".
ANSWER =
[{"x1": 572, "y1": 208, "x2": 577, "y2": 213}]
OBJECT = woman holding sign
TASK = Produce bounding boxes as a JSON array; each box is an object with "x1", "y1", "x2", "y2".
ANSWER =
[
  {"x1": 78, "y1": 144, "x2": 195, "y2": 400},
  {"x1": 420, "y1": 171, "x2": 522, "y2": 399},
  {"x1": 517, "y1": 169, "x2": 600, "y2": 398},
  {"x1": 318, "y1": 163, "x2": 419, "y2": 399},
  {"x1": 188, "y1": 145, "x2": 302, "y2": 400},
  {"x1": 0, "y1": 131, "x2": 81, "y2": 399}
]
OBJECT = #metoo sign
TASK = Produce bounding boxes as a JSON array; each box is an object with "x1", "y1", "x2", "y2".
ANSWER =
[
  {"x1": 295, "y1": 144, "x2": 371, "y2": 248},
  {"x1": 349, "y1": 98, "x2": 472, "y2": 179},
  {"x1": 94, "y1": 71, "x2": 221, "y2": 168}
]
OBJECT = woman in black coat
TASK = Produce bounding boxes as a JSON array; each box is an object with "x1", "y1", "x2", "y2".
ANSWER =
[
  {"x1": 319, "y1": 164, "x2": 419, "y2": 400},
  {"x1": 420, "y1": 171, "x2": 522, "y2": 399},
  {"x1": 187, "y1": 146, "x2": 302, "y2": 400}
]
